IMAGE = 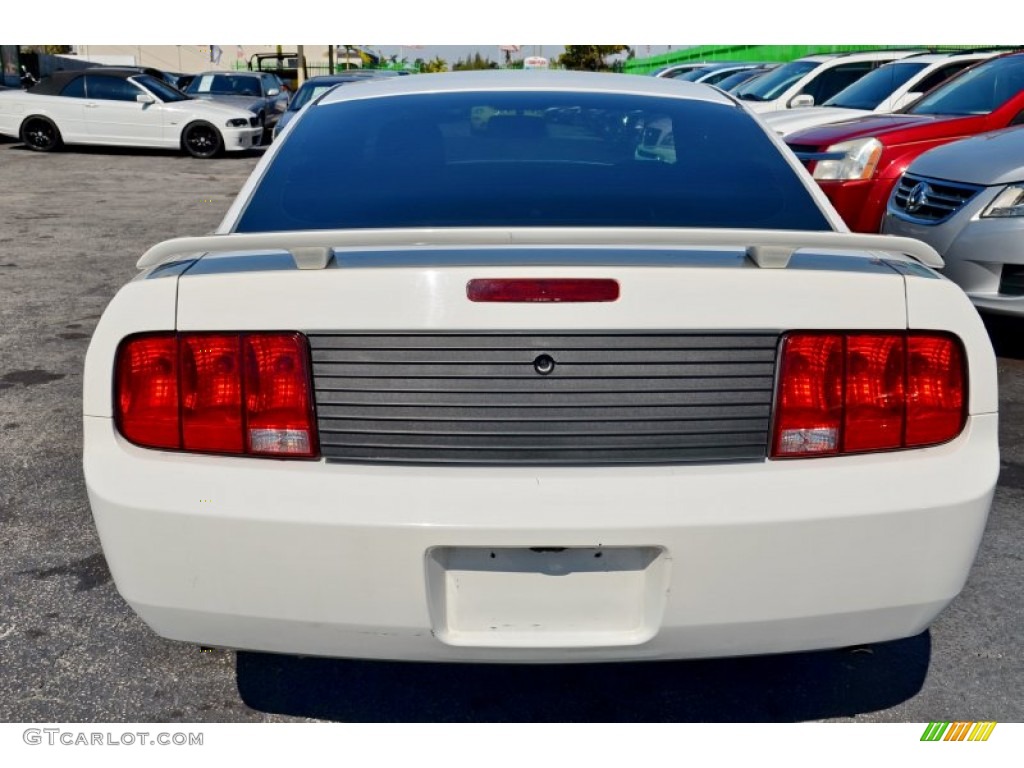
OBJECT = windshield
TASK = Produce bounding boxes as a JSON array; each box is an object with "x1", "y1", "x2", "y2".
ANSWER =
[
  {"x1": 734, "y1": 60, "x2": 817, "y2": 101},
  {"x1": 674, "y1": 67, "x2": 716, "y2": 82},
  {"x1": 823, "y1": 61, "x2": 927, "y2": 109},
  {"x1": 716, "y1": 69, "x2": 767, "y2": 92},
  {"x1": 910, "y1": 55, "x2": 1024, "y2": 116},
  {"x1": 134, "y1": 74, "x2": 189, "y2": 102},
  {"x1": 237, "y1": 91, "x2": 830, "y2": 233},
  {"x1": 289, "y1": 83, "x2": 340, "y2": 111},
  {"x1": 186, "y1": 74, "x2": 262, "y2": 97}
]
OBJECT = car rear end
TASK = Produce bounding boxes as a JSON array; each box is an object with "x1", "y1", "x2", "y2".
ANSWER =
[{"x1": 83, "y1": 73, "x2": 998, "y2": 662}]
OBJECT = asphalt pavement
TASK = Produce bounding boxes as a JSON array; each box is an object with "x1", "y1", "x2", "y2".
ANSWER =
[{"x1": 0, "y1": 140, "x2": 1021, "y2": 722}]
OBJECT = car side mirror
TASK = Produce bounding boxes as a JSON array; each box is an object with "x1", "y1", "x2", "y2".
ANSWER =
[
  {"x1": 267, "y1": 88, "x2": 280, "y2": 97},
  {"x1": 789, "y1": 94, "x2": 814, "y2": 108},
  {"x1": 136, "y1": 93, "x2": 156, "y2": 104}
]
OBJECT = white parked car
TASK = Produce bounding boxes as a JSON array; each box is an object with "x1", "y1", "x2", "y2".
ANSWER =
[
  {"x1": 0, "y1": 68, "x2": 263, "y2": 158},
  {"x1": 764, "y1": 51, "x2": 1001, "y2": 137},
  {"x1": 733, "y1": 50, "x2": 921, "y2": 114},
  {"x1": 84, "y1": 71, "x2": 998, "y2": 663}
]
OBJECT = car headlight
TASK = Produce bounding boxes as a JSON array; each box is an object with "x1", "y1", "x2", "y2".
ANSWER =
[
  {"x1": 226, "y1": 118, "x2": 249, "y2": 128},
  {"x1": 981, "y1": 185, "x2": 1024, "y2": 218},
  {"x1": 811, "y1": 138, "x2": 883, "y2": 181}
]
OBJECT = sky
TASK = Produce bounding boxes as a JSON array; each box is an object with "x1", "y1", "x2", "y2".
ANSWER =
[{"x1": 8, "y1": 1, "x2": 1007, "y2": 55}]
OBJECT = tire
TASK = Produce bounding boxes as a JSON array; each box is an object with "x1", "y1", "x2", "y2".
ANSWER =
[
  {"x1": 182, "y1": 121, "x2": 223, "y2": 159},
  {"x1": 20, "y1": 116, "x2": 63, "y2": 152}
]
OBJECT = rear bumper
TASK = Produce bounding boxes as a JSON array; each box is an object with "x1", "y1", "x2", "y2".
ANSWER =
[{"x1": 84, "y1": 413, "x2": 998, "y2": 662}]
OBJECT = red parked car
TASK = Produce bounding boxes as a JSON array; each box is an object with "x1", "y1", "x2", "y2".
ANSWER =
[{"x1": 786, "y1": 52, "x2": 1024, "y2": 232}]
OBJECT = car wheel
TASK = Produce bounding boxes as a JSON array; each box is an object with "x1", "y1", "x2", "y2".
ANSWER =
[
  {"x1": 20, "y1": 116, "x2": 63, "y2": 152},
  {"x1": 182, "y1": 121, "x2": 223, "y2": 159}
]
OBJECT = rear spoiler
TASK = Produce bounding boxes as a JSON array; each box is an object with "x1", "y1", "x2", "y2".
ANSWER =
[{"x1": 137, "y1": 227, "x2": 944, "y2": 271}]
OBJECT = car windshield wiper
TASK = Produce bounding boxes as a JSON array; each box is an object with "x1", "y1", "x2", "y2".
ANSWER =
[{"x1": 737, "y1": 93, "x2": 766, "y2": 102}]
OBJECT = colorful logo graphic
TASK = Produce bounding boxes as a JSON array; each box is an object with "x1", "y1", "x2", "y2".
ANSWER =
[{"x1": 921, "y1": 722, "x2": 997, "y2": 741}]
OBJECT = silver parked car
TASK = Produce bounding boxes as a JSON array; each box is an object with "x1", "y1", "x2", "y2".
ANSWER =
[
  {"x1": 184, "y1": 71, "x2": 290, "y2": 133},
  {"x1": 882, "y1": 126, "x2": 1024, "y2": 316}
]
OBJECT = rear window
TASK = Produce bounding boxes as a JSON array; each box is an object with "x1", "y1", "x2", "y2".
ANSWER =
[{"x1": 236, "y1": 91, "x2": 831, "y2": 233}]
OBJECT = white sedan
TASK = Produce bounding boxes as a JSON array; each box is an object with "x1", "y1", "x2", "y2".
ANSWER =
[
  {"x1": 0, "y1": 68, "x2": 262, "y2": 158},
  {"x1": 84, "y1": 71, "x2": 998, "y2": 663}
]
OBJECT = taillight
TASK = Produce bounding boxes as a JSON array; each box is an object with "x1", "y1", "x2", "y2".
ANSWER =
[
  {"x1": 243, "y1": 333, "x2": 316, "y2": 456},
  {"x1": 116, "y1": 335, "x2": 179, "y2": 449},
  {"x1": 115, "y1": 332, "x2": 318, "y2": 459},
  {"x1": 771, "y1": 331, "x2": 966, "y2": 459},
  {"x1": 467, "y1": 278, "x2": 620, "y2": 302},
  {"x1": 181, "y1": 334, "x2": 243, "y2": 454}
]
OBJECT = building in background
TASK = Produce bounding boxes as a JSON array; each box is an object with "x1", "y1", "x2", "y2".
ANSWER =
[{"x1": 66, "y1": 45, "x2": 297, "y2": 73}]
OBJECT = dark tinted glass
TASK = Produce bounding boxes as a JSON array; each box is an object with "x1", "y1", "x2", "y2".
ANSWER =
[
  {"x1": 186, "y1": 74, "x2": 261, "y2": 96},
  {"x1": 237, "y1": 91, "x2": 831, "y2": 233},
  {"x1": 911, "y1": 55, "x2": 1024, "y2": 116},
  {"x1": 716, "y1": 69, "x2": 768, "y2": 92},
  {"x1": 823, "y1": 61, "x2": 927, "y2": 109},
  {"x1": 86, "y1": 75, "x2": 142, "y2": 102},
  {"x1": 675, "y1": 67, "x2": 715, "y2": 82},
  {"x1": 734, "y1": 60, "x2": 817, "y2": 101},
  {"x1": 801, "y1": 62, "x2": 874, "y2": 105},
  {"x1": 59, "y1": 76, "x2": 86, "y2": 98},
  {"x1": 913, "y1": 61, "x2": 976, "y2": 94},
  {"x1": 289, "y1": 83, "x2": 338, "y2": 111},
  {"x1": 135, "y1": 74, "x2": 187, "y2": 102}
]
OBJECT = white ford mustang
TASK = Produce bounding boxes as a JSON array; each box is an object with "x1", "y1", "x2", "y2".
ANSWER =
[
  {"x1": 83, "y1": 71, "x2": 998, "y2": 663},
  {"x1": 0, "y1": 68, "x2": 262, "y2": 157}
]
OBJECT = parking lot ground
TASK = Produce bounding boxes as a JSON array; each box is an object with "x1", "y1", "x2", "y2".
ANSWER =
[{"x1": 0, "y1": 144, "x2": 1021, "y2": 722}]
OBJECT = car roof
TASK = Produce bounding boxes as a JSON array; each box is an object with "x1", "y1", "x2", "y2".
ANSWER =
[
  {"x1": 298, "y1": 74, "x2": 385, "y2": 86},
  {"x1": 194, "y1": 70, "x2": 261, "y2": 77},
  {"x1": 29, "y1": 68, "x2": 145, "y2": 95},
  {"x1": 316, "y1": 70, "x2": 736, "y2": 107},
  {"x1": 795, "y1": 50, "x2": 922, "y2": 65}
]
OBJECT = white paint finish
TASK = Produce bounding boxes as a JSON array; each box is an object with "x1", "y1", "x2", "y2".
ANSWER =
[
  {"x1": 80, "y1": 72, "x2": 1001, "y2": 662},
  {"x1": 315, "y1": 70, "x2": 738, "y2": 107},
  {"x1": 82, "y1": 277, "x2": 178, "y2": 418},
  {"x1": 83, "y1": 413, "x2": 997, "y2": 661},
  {"x1": 138, "y1": 229, "x2": 942, "y2": 270},
  {"x1": 426, "y1": 547, "x2": 668, "y2": 647},
  {"x1": 173, "y1": 262, "x2": 909, "y2": 332}
]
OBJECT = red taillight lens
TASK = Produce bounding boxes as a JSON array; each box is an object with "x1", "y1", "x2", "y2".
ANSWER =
[
  {"x1": 906, "y1": 334, "x2": 966, "y2": 447},
  {"x1": 180, "y1": 334, "x2": 244, "y2": 454},
  {"x1": 244, "y1": 333, "x2": 317, "y2": 457},
  {"x1": 842, "y1": 334, "x2": 905, "y2": 453},
  {"x1": 114, "y1": 332, "x2": 318, "y2": 459},
  {"x1": 772, "y1": 334, "x2": 842, "y2": 457},
  {"x1": 467, "y1": 278, "x2": 620, "y2": 302},
  {"x1": 772, "y1": 331, "x2": 966, "y2": 459},
  {"x1": 116, "y1": 335, "x2": 180, "y2": 449}
]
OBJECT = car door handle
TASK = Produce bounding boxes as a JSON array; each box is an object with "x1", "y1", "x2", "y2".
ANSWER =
[{"x1": 85, "y1": 103, "x2": 99, "y2": 108}]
